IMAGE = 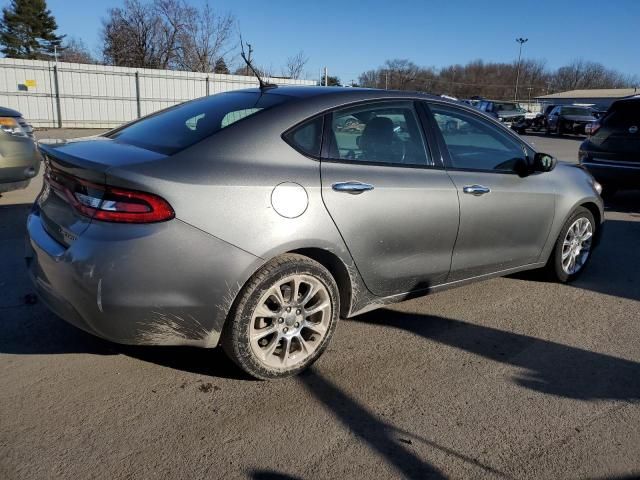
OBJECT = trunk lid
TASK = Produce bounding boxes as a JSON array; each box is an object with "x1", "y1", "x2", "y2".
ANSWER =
[{"x1": 36, "y1": 138, "x2": 167, "y2": 247}]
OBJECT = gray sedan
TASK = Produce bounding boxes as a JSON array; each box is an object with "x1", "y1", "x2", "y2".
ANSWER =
[{"x1": 27, "y1": 87, "x2": 604, "y2": 379}]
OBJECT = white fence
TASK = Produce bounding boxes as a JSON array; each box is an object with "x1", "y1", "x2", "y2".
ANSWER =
[{"x1": 0, "y1": 58, "x2": 316, "y2": 129}]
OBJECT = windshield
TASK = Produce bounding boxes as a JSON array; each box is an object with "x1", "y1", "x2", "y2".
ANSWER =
[
  {"x1": 561, "y1": 107, "x2": 591, "y2": 116},
  {"x1": 494, "y1": 103, "x2": 518, "y2": 112},
  {"x1": 107, "y1": 92, "x2": 289, "y2": 154}
]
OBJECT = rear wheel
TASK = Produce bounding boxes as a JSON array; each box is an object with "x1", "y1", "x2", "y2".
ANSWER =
[
  {"x1": 546, "y1": 207, "x2": 596, "y2": 283},
  {"x1": 222, "y1": 254, "x2": 339, "y2": 380}
]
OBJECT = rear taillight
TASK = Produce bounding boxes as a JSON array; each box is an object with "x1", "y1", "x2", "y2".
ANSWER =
[
  {"x1": 586, "y1": 121, "x2": 601, "y2": 136},
  {"x1": 44, "y1": 167, "x2": 174, "y2": 223}
]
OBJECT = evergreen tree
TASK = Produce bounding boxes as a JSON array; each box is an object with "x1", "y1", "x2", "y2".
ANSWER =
[
  {"x1": 213, "y1": 58, "x2": 229, "y2": 74},
  {"x1": 0, "y1": 0, "x2": 64, "y2": 60}
]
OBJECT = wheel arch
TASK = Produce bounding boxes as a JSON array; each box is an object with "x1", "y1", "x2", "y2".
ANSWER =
[
  {"x1": 579, "y1": 201, "x2": 604, "y2": 247},
  {"x1": 288, "y1": 247, "x2": 354, "y2": 318}
]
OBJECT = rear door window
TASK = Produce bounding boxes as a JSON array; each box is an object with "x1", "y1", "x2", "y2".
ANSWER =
[
  {"x1": 107, "y1": 92, "x2": 288, "y2": 154},
  {"x1": 325, "y1": 101, "x2": 431, "y2": 166}
]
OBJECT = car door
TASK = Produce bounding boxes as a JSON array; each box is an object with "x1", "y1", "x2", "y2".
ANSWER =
[
  {"x1": 425, "y1": 102, "x2": 556, "y2": 281},
  {"x1": 320, "y1": 100, "x2": 459, "y2": 297}
]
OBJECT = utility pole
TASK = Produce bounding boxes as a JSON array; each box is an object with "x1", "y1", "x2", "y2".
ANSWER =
[
  {"x1": 385, "y1": 71, "x2": 388, "y2": 90},
  {"x1": 323, "y1": 66, "x2": 328, "y2": 86},
  {"x1": 514, "y1": 37, "x2": 528, "y2": 101}
]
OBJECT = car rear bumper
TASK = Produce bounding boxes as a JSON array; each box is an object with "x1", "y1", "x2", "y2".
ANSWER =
[
  {"x1": 565, "y1": 122, "x2": 590, "y2": 134},
  {"x1": 26, "y1": 207, "x2": 262, "y2": 347},
  {"x1": 581, "y1": 159, "x2": 640, "y2": 188}
]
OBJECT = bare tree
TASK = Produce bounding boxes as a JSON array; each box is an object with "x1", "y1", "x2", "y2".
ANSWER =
[
  {"x1": 155, "y1": 0, "x2": 195, "y2": 69},
  {"x1": 58, "y1": 37, "x2": 97, "y2": 64},
  {"x1": 102, "y1": 0, "x2": 234, "y2": 72},
  {"x1": 282, "y1": 50, "x2": 308, "y2": 79},
  {"x1": 102, "y1": 0, "x2": 164, "y2": 68},
  {"x1": 551, "y1": 59, "x2": 636, "y2": 91},
  {"x1": 174, "y1": 1, "x2": 235, "y2": 73},
  {"x1": 357, "y1": 57, "x2": 635, "y2": 99}
]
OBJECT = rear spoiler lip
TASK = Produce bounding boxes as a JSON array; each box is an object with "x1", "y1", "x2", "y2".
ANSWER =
[{"x1": 38, "y1": 143, "x2": 109, "y2": 185}]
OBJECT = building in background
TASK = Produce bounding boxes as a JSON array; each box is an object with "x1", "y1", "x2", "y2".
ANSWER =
[{"x1": 535, "y1": 88, "x2": 639, "y2": 110}]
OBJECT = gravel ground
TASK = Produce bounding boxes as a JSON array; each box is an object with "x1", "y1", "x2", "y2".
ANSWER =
[{"x1": 1, "y1": 129, "x2": 638, "y2": 480}]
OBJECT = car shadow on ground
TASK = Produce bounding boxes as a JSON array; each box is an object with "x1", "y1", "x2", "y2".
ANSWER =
[{"x1": 353, "y1": 309, "x2": 640, "y2": 402}]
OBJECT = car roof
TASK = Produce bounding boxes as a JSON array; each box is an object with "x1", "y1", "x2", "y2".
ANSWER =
[
  {"x1": 0, "y1": 106, "x2": 22, "y2": 117},
  {"x1": 236, "y1": 85, "x2": 445, "y2": 102},
  {"x1": 610, "y1": 96, "x2": 640, "y2": 109}
]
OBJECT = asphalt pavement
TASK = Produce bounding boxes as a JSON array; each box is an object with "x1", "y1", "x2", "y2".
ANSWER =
[{"x1": 1, "y1": 130, "x2": 638, "y2": 480}]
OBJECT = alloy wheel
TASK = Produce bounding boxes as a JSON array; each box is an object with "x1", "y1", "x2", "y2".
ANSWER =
[
  {"x1": 561, "y1": 217, "x2": 593, "y2": 275},
  {"x1": 249, "y1": 275, "x2": 331, "y2": 369}
]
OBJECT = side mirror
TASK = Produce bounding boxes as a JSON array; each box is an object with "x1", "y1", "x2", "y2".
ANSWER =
[{"x1": 533, "y1": 152, "x2": 557, "y2": 172}]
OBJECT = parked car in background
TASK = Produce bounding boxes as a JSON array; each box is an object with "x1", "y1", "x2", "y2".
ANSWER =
[
  {"x1": 476, "y1": 100, "x2": 527, "y2": 128},
  {"x1": 27, "y1": 87, "x2": 603, "y2": 380},
  {"x1": 0, "y1": 106, "x2": 40, "y2": 193},
  {"x1": 579, "y1": 97, "x2": 640, "y2": 198},
  {"x1": 546, "y1": 105, "x2": 597, "y2": 135},
  {"x1": 512, "y1": 110, "x2": 546, "y2": 134}
]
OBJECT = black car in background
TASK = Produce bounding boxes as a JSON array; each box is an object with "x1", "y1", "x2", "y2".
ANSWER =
[
  {"x1": 579, "y1": 97, "x2": 640, "y2": 197},
  {"x1": 546, "y1": 105, "x2": 597, "y2": 135}
]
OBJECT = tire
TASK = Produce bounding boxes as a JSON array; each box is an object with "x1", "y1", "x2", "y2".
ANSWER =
[
  {"x1": 546, "y1": 207, "x2": 596, "y2": 283},
  {"x1": 222, "y1": 254, "x2": 340, "y2": 380}
]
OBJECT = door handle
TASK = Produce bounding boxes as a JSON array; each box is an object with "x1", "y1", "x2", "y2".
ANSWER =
[
  {"x1": 332, "y1": 181, "x2": 375, "y2": 194},
  {"x1": 463, "y1": 184, "x2": 491, "y2": 196}
]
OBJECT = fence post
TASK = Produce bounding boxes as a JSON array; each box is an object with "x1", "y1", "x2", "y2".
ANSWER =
[
  {"x1": 206, "y1": 76, "x2": 210, "y2": 96},
  {"x1": 52, "y1": 64, "x2": 62, "y2": 128},
  {"x1": 135, "y1": 71, "x2": 141, "y2": 118}
]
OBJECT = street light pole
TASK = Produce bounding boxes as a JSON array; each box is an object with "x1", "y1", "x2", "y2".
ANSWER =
[{"x1": 514, "y1": 37, "x2": 528, "y2": 102}]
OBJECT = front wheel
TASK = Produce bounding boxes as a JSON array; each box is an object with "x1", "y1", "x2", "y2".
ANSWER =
[
  {"x1": 222, "y1": 254, "x2": 339, "y2": 380},
  {"x1": 546, "y1": 207, "x2": 596, "y2": 283}
]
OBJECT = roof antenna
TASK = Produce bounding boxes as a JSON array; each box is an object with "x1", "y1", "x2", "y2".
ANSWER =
[{"x1": 240, "y1": 35, "x2": 276, "y2": 91}]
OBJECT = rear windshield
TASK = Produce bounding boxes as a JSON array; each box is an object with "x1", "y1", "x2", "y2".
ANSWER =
[
  {"x1": 561, "y1": 107, "x2": 591, "y2": 116},
  {"x1": 604, "y1": 102, "x2": 640, "y2": 126},
  {"x1": 107, "y1": 92, "x2": 289, "y2": 154},
  {"x1": 494, "y1": 103, "x2": 518, "y2": 112}
]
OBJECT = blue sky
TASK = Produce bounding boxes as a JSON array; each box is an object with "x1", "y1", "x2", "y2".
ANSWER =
[{"x1": 35, "y1": 0, "x2": 640, "y2": 82}]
